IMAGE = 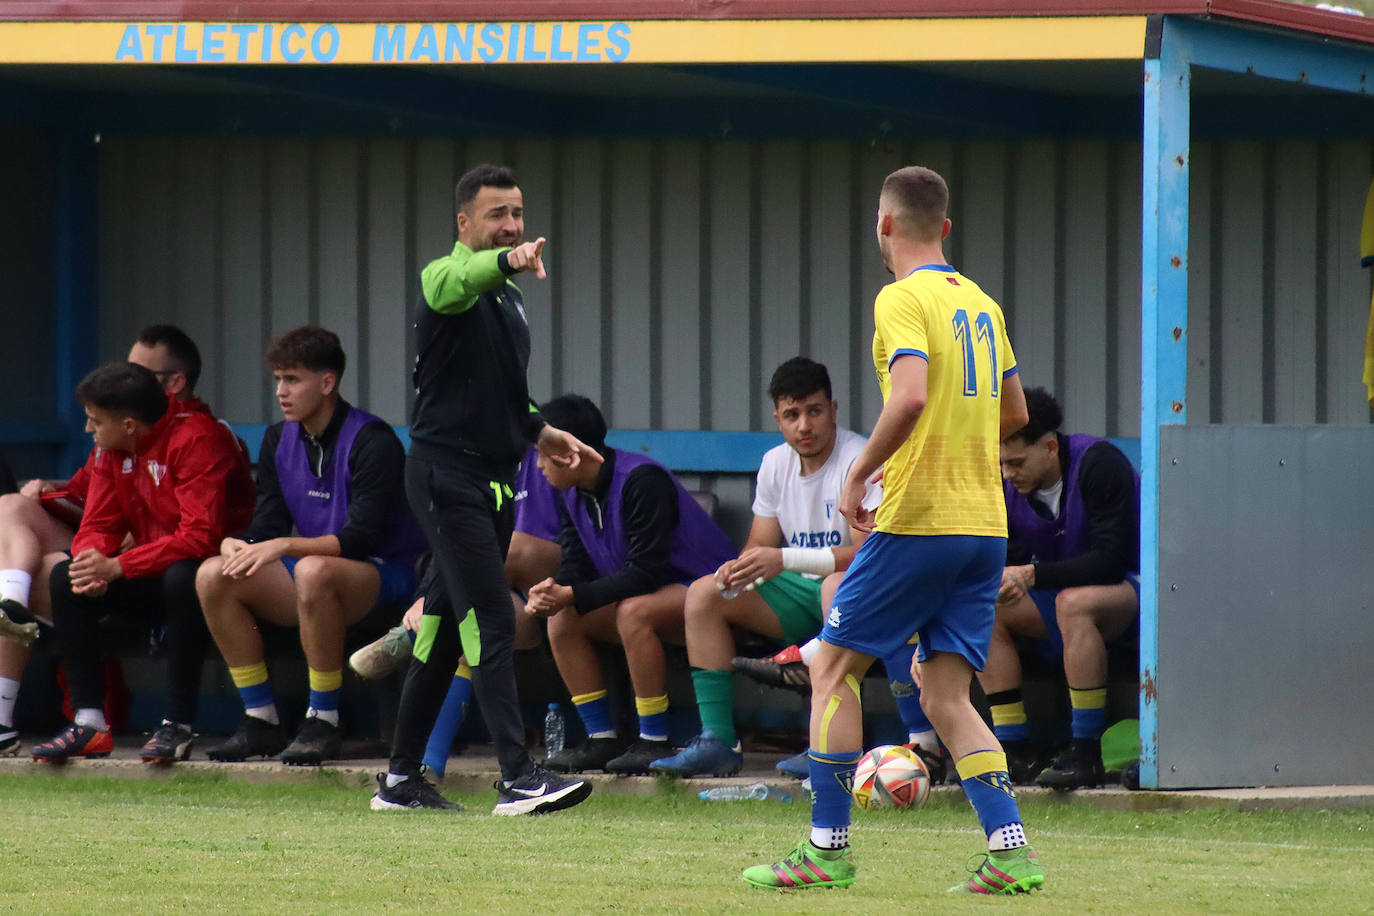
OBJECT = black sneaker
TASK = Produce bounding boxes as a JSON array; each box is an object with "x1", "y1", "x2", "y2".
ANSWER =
[
  {"x1": 492, "y1": 763, "x2": 592, "y2": 816},
  {"x1": 140, "y1": 721, "x2": 194, "y2": 764},
  {"x1": 546, "y1": 736, "x2": 628, "y2": 773},
  {"x1": 732, "y1": 644, "x2": 810, "y2": 692},
  {"x1": 280, "y1": 715, "x2": 342, "y2": 766},
  {"x1": 205, "y1": 714, "x2": 289, "y2": 762},
  {"x1": 604, "y1": 738, "x2": 673, "y2": 775},
  {"x1": 905, "y1": 744, "x2": 949, "y2": 786},
  {"x1": 1003, "y1": 741, "x2": 1055, "y2": 786},
  {"x1": 370, "y1": 772, "x2": 462, "y2": 811},
  {"x1": 0, "y1": 598, "x2": 39, "y2": 647},
  {"x1": 1035, "y1": 739, "x2": 1106, "y2": 790}
]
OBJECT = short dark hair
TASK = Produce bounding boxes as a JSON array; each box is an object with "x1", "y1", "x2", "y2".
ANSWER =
[
  {"x1": 456, "y1": 164, "x2": 518, "y2": 213},
  {"x1": 539, "y1": 394, "x2": 607, "y2": 453},
  {"x1": 880, "y1": 166, "x2": 949, "y2": 242},
  {"x1": 75, "y1": 362, "x2": 170, "y2": 426},
  {"x1": 768, "y1": 357, "x2": 832, "y2": 405},
  {"x1": 1005, "y1": 387, "x2": 1064, "y2": 445},
  {"x1": 138, "y1": 324, "x2": 202, "y2": 390},
  {"x1": 266, "y1": 326, "x2": 346, "y2": 378}
]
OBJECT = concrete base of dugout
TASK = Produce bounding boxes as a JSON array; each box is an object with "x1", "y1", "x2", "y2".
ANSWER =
[{"x1": 3, "y1": 736, "x2": 1373, "y2": 813}]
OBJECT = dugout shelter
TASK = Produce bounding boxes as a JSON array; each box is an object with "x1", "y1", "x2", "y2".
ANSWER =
[{"x1": 0, "y1": 0, "x2": 1372, "y2": 789}]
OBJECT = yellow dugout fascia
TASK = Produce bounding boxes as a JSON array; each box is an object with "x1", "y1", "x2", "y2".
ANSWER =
[{"x1": 0, "y1": 17, "x2": 1149, "y2": 65}]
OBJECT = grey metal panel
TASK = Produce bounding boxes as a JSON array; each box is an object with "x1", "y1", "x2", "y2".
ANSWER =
[
  {"x1": 91, "y1": 134, "x2": 1372, "y2": 450},
  {"x1": 1157, "y1": 424, "x2": 1374, "y2": 787}
]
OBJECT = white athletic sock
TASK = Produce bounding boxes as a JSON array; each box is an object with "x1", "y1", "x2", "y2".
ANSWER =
[
  {"x1": 810, "y1": 825, "x2": 850, "y2": 850},
  {"x1": 0, "y1": 569, "x2": 32, "y2": 607},
  {"x1": 0, "y1": 676, "x2": 20, "y2": 728},
  {"x1": 799, "y1": 638, "x2": 821, "y2": 665},
  {"x1": 246, "y1": 704, "x2": 279, "y2": 725},
  {"x1": 908, "y1": 729, "x2": 940, "y2": 754},
  {"x1": 385, "y1": 772, "x2": 409, "y2": 788},
  {"x1": 307, "y1": 707, "x2": 339, "y2": 726},
  {"x1": 74, "y1": 707, "x2": 108, "y2": 732},
  {"x1": 989, "y1": 822, "x2": 1028, "y2": 852}
]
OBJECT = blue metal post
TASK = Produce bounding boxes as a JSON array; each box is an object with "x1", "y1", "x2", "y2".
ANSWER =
[
  {"x1": 53, "y1": 132, "x2": 99, "y2": 472},
  {"x1": 1139, "y1": 18, "x2": 1192, "y2": 791}
]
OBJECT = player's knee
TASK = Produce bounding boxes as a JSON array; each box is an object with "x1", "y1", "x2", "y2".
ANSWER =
[
  {"x1": 0, "y1": 492, "x2": 31, "y2": 522},
  {"x1": 546, "y1": 606, "x2": 578, "y2": 643},
  {"x1": 195, "y1": 557, "x2": 227, "y2": 597},
  {"x1": 291, "y1": 556, "x2": 334, "y2": 605},
  {"x1": 1054, "y1": 588, "x2": 1095, "y2": 632},
  {"x1": 683, "y1": 577, "x2": 719, "y2": 625},
  {"x1": 615, "y1": 595, "x2": 660, "y2": 640}
]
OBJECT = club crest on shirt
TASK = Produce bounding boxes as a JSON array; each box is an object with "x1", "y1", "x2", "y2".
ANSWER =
[
  {"x1": 121, "y1": 457, "x2": 134, "y2": 474},
  {"x1": 146, "y1": 460, "x2": 167, "y2": 485}
]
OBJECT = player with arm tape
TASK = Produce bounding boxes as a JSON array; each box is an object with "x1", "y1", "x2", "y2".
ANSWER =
[{"x1": 743, "y1": 166, "x2": 1043, "y2": 894}]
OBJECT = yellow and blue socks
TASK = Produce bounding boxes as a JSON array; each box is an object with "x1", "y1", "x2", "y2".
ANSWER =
[
  {"x1": 422, "y1": 660, "x2": 473, "y2": 777},
  {"x1": 691, "y1": 668, "x2": 738, "y2": 747},
  {"x1": 808, "y1": 749, "x2": 861, "y2": 848},
  {"x1": 573, "y1": 689, "x2": 616, "y2": 739},
  {"x1": 635, "y1": 694, "x2": 669, "y2": 742},
  {"x1": 957, "y1": 749, "x2": 1027, "y2": 850},
  {"x1": 987, "y1": 688, "x2": 1030, "y2": 745},
  {"x1": 1069, "y1": 686, "x2": 1107, "y2": 741},
  {"x1": 229, "y1": 661, "x2": 279, "y2": 725},
  {"x1": 308, "y1": 667, "x2": 342, "y2": 726},
  {"x1": 883, "y1": 644, "x2": 937, "y2": 751}
]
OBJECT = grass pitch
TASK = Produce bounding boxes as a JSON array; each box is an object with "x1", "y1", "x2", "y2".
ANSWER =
[{"x1": 0, "y1": 771, "x2": 1367, "y2": 914}]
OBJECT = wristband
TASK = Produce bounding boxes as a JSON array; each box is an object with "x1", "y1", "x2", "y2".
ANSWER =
[{"x1": 781, "y1": 547, "x2": 836, "y2": 577}]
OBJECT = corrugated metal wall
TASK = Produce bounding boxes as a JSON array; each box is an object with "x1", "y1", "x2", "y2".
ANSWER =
[{"x1": 95, "y1": 134, "x2": 1374, "y2": 438}]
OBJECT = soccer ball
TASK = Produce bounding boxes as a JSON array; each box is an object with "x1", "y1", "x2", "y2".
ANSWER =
[{"x1": 851, "y1": 744, "x2": 931, "y2": 810}]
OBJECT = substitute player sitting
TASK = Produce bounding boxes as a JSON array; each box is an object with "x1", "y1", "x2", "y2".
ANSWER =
[
  {"x1": 982, "y1": 386, "x2": 1140, "y2": 789},
  {"x1": 651, "y1": 357, "x2": 937, "y2": 778},
  {"x1": 744, "y1": 166, "x2": 1042, "y2": 894},
  {"x1": 198, "y1": 326, "x2": 424, "y2": 765},
  {"x1": 530, "y1": 395, "x2": 736, "y2": 775}
]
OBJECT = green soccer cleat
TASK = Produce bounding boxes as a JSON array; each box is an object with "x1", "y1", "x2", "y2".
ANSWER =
[
  {"x1": 742, "y1": 840, "x2": 856, "y2": 890},
  {"x1": 949, "y1": 845, "x2": 1045, "y2": 895}
]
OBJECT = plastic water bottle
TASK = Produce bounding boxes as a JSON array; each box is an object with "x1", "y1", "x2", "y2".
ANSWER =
[
  {"x1": 544, "y1": 702, "x2": 565, "y2": 757},
  {"x1": 698, "y1": 782, "x2": 793, "y2": 803}
]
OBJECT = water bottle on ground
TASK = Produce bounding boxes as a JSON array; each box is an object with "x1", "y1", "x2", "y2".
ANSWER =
[
  {"x1": 544, "y1": 702, "x2": 565, "y2": 758},
  {"x1": 699, "y1": 782, "x2": 793, "y2": 803}
]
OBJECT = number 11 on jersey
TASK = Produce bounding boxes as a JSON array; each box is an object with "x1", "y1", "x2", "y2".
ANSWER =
[{"x1": 952, "y1": 309, "x2": 999, "y2": 398}]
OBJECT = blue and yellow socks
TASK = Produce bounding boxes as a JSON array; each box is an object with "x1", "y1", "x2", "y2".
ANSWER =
[
  {"x1": 635, "y1": 694, "x2": 669, "y2": 742},
  {"x1": 308, "y1": 667, "x2": 342, "y2": 726},
  {"x1": 422, "y1": 660, "x2": 473, "y2": 777},
  {"x1": 230, "y1": 661, "x2": 279, "y2": 725},
  {"x1": 573, "y1": 689, "x2": 616, "y2": 739},
  {"x1": 808, "y1": 749, "x2": 861, "y2": 848},
  {"x1": 987, "y1": 689, "x2": 1030, "y2": 745},
  {"x1": 1069, "y1": 686, "x2": 1107, "y2": 741},
  {"x1": 957, "y1": 749, "x2": 1027, "y2": 851}
]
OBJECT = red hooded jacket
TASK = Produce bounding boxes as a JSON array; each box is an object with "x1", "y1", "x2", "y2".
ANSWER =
[{"x1": 71, "y1": 396, "x2": 254, "y2": 579}]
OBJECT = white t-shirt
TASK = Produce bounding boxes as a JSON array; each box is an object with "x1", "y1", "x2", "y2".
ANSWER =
[{"x1": 751, "y1": 426, "x2": 881, "y2": 567}]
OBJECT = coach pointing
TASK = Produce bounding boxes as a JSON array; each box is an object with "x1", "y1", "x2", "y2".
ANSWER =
[{"x1": 374, "y1": 164, "x2": 598, "y2": 815}]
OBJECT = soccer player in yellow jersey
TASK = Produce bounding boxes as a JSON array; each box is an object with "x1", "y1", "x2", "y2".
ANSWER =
[{"x1": 744, "y1": 166, "x2": 1042, "y2": 894}]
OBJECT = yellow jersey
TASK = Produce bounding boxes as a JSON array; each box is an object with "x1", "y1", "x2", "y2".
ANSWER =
[{"x1": 871, "y1": 264, "x2": 1018, "y2": 536}]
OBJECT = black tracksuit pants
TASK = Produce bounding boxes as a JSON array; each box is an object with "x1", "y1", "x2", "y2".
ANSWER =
[
  {"x1": 390, "y1": 455, "x2": 529, "y2": 781},
  {"x1": 49, "y1": 557, "x2": 207, "y2": 726}
]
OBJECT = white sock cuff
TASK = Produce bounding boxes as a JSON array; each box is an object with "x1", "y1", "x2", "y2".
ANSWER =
[
  {"x1": 74, "y1": 707, "x2": 108, "y2": 732},
  {"x1": 989, "y1": 822, "x2": 1028, "y2": 851},
  {"x1": 799, "y1": 638, "x2": 821, "y2": 664},
  {"x1": 809, "y1": 825, "x2": 850, "y2": 850},
  {"x1": 0, "y1": 569, "x2": 32, "y2": 606}
]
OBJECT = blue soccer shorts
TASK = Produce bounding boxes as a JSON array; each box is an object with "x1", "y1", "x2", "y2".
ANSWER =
[
  {"x1": 823, "y1": 532, "x2": 1005, "y2": 670},
  {"x1": 280, "y1": 556, "x2": 417, "y2": 612},
  {"x1": 1026, "y1": 571, "x2": 1141, "y2": 661}
]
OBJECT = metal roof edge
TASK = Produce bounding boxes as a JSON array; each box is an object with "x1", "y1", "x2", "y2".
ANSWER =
[{"x1": 1207, "y1": 0, "x2": 1374, "y2": 46}]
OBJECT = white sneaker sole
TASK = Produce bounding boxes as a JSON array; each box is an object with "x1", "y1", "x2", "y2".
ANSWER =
[{"x1": 491, "y1": 780, "x2": 592, "y2": 816}]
